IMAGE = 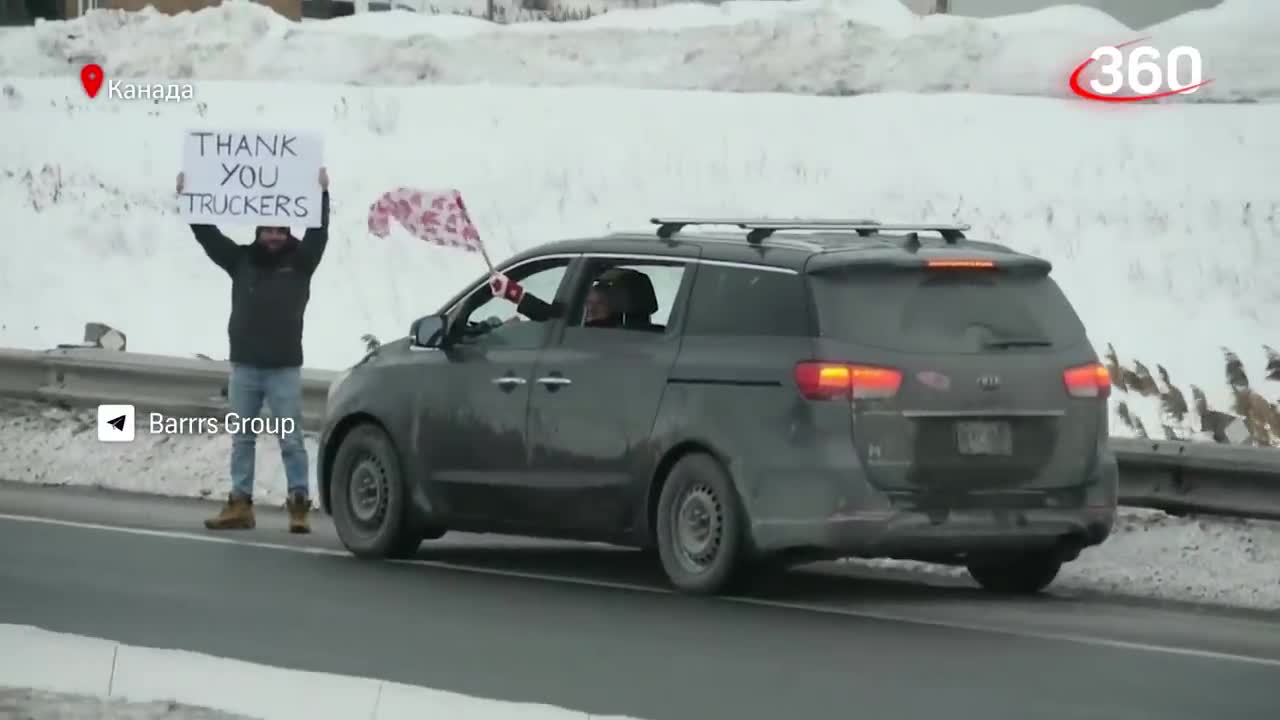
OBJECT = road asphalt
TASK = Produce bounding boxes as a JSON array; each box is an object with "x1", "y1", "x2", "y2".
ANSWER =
[{"x1": 1, "y1": 481, "x2": 1277, "y2": 720}]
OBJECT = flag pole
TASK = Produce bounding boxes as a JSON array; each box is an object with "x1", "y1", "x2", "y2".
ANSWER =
[{"x1": 453, "y1": 189, "x2": 495, "y2": 272}]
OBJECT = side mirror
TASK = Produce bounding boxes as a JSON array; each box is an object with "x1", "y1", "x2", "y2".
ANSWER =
[{"x1": 410, "y1": 314, "x2": 448, "y2": 348}]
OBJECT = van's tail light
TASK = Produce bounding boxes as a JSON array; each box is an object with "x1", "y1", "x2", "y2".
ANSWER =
[
  {"x1": 795, "y1": 362, "x2": 902, "y2": 401},
  {"x1": 1063, "y1": 363, "x2": 1111, "y2": 399}
]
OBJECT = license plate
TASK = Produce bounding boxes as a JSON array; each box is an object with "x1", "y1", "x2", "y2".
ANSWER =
[{"x1": 955, "y1": 421, "x2": 1012, "y2": 456}]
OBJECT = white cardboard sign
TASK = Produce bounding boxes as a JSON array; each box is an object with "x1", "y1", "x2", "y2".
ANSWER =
[{"x1": 178, "y1": 129, "x2": 324, "y2": 227}]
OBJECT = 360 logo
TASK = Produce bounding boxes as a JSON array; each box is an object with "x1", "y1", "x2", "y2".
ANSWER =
[{"x1": 1069, "y1": 38, "x2": 1213, "y2": 102}]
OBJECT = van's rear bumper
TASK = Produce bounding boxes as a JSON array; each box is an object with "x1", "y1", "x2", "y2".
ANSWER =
[
  {"x1": 750, "y1": 504, "x2": 1114, "y2": 561},
  {"x1": 746, "y1": 450, "x2": 1119, "y2": 562}
]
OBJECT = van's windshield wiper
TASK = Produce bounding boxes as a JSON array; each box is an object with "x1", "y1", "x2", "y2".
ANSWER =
[{"x1": 983, "y1": 337, "x2": 1052, "y2": 349}]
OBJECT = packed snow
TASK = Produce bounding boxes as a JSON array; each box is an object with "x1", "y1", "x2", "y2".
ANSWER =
[
  {"x1": 0, "y1": 687, "x2": 254, "y2": 720},
  {"x1": 1, "y1": 399, "x2": 1277, "y2": 610},
  {"x1": 1, "y1": 624, "x2": 640, "y2": 720},
  {"x1": 1, "y1": 0, "x2": 1277, "y2": 101},
  {"x1": 0, "y1": 399, "x2": 321, "y2": 508},
  {"x1": 1, "y1": 74, "x2": 1277, "y2": 439}
]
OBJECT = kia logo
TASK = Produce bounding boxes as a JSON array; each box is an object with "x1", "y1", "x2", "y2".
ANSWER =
[{"x1": 977, "y1": 375, "x2": 1001, "y2": 391}]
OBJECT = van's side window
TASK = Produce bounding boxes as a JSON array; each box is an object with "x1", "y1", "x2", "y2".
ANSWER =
[
  {"x1": 684, "y1": 264, "x2": 810, "y2": 337},
  {"x1": 453, "y1": 257, "x2": 571, "y2": 348},
  {"x1": 568, "y1": 259, "x2": 689, "y2": 334}
]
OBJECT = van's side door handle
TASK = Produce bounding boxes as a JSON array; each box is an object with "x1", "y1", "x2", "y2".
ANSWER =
[
  {"x1": 491, "y1": 374, "x2": 527, "y2": 391},
  {"x1": 536, "y1": 374, "x2": 572, "y2": 390}
]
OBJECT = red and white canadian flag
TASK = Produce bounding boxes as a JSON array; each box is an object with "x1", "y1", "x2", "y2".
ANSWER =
[
  {"x1": 367, "y1": 187, "x2": 488, "y2": 260},
  {"x1": 368, "y1": 187, "x2": 531, "y2": 303}
]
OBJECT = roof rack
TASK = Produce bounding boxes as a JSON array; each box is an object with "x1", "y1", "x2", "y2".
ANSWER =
[{"x1": 649, "y1": 217, "x2": 970, "y2": 244}]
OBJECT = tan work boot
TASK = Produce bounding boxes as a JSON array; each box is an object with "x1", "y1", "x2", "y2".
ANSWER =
[
  {"x1": 286, "y1": 492, "x2": 311, "y2": 534},
  {"x1": 205, "y1": 494, "x2": 255, "y2": 530}
]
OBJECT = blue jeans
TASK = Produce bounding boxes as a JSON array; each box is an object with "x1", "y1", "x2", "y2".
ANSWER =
[{"x1": 228, "y1": 364, "x2": 309, "y2": 499}]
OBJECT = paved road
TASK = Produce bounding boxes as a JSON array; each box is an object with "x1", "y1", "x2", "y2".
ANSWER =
[{"x1": 2, "y1": 482, "x2": 1278, "y2": 720}]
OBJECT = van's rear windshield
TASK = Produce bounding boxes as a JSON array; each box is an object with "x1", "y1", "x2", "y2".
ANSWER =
[{"x1": 808, "y1": 269, "x2": 1088, "y2": 354}]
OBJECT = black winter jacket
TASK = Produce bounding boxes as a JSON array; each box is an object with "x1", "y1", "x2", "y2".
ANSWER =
[{"x1": 190, "y1": 191, "x2": 329, "y2": 368}]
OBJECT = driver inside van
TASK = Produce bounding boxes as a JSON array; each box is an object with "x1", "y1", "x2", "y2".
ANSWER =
[{"x1": 583, "y1": 284, "x2": 619, "y2": 327}]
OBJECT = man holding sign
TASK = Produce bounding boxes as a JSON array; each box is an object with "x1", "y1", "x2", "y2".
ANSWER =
[{"x1": 177, "y1": 155, "x2": 330, "y2": 535}]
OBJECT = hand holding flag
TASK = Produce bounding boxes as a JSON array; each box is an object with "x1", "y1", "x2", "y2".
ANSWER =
[{"x1": 488, "y1": 272, "x2": 525, "y2": 304}]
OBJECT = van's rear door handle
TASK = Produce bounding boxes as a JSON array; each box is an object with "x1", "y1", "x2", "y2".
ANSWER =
[{"x1": 536, "y1": 376, "x2": 572, "y2": 386}]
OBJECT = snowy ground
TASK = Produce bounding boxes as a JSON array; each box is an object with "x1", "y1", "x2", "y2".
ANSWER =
[
  {"x1": 1, "y1": 76, "x2": 1277, "y2": 439},
  {"x1": 0, "y1": 400, "x2": 321, "y2": 508},
  {"x1": 1, "y1": 0, "x2": 1277, "y2": 101},
  {"x1": 1, "y1": 624, "x2": 635, "y2": 720},
  {"x1": 0, "y1": 397, "x2": 320, "y2": 504},
  {"x1": 0, "y1": 687, "x2": 255, "y2": 720},
  {"x1": 2, "y1": 399, "x2": 1278, "y2": 611},
  {"x1": 326, "y1": 0, "x2": 694, "y2": 24},
  {"x1": 1, "y1": 2, "x2": 1276, "y2": 439}
]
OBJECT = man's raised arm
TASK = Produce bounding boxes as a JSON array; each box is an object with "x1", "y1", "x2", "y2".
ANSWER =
[
  {"x1": 296, "y1": 167, "x2": 330, "y2": 275},
  {"x1": 489, "y1": 272, "x2": 560, "y2": 322},
  {"x1": 178, "y1": 172, "x2": 240, "y2": 275}
]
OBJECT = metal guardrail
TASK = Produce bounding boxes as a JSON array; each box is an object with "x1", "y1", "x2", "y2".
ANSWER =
[
  {"x1": 0, "y1": 347, "x2": 338, "y2": 432},
  {"x1": 1, "y1": 346, "x2": 1277, "y2": 521},
  {"x1": 1111, "y1": 437, "x2": 1280, "y2": 522}
]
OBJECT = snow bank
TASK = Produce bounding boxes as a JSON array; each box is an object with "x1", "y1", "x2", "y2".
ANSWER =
[
  {"x1": 0, "y1": 400, "x2": 321, "y2": 509},
  {"x1": 0, "y1": 687, "x2": 253, "y2": 720},
  {"x1": 3, "y1": 400, "x2": 1278, "y2": 610},
  {"x1": 0, "y1": 624, "x2": 637, "y2": 720},
  {"x1": 2, "y1": 79, "x2": 1276, "y2": 429},
  {"x1": 1141, "y1": 0, "x2": 1280, "y2": 103},
  {"x1": 308, "y1": 9, "x2": 499, "y2": 39},
  {"x1": 547, "y1": 0, "x2": 922, "y2": 32},
  {"x1": 0, "y1": 0, "x2": 1275, "y2": 101}
]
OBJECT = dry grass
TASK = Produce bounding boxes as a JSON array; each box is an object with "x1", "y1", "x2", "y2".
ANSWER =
[{"x1": 1107, "y1": 342, "x2": 1280, "y2": 447}]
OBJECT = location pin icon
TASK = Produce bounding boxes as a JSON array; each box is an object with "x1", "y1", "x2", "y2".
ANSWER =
[{"x1": 80, "y1": 64, "x2": 104, "y2": 98}]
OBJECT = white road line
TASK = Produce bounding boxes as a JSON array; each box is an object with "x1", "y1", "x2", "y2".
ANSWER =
[
  {"x1": 728, "y1": 596, "x2": 1280, "y2": 668},
  {"x1": 0, "y1": 512, "x2": 669, "y2": 595},
  {"x1": 3, "y1": 511, "x2": 1279, "y2": 669}
]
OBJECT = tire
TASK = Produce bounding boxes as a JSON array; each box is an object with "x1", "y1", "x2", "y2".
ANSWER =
[
  {"x1": 330, "y1": 423, "x2": 426, "y2": 560},
  {"x1": 655, "y1": 453, "x2": 748, "y2": 595},
  {"x1": 966, "y1": 551, "x2": 1063, "y2": 594}
]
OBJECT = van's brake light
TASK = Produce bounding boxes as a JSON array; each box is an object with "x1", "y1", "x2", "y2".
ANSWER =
[
  {"x1": 1063, "y1": 362, "x2": 1111, "y2": 398},
  {"x1": 795, "y1": 362, "x2": 902, "y2": 401}
]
